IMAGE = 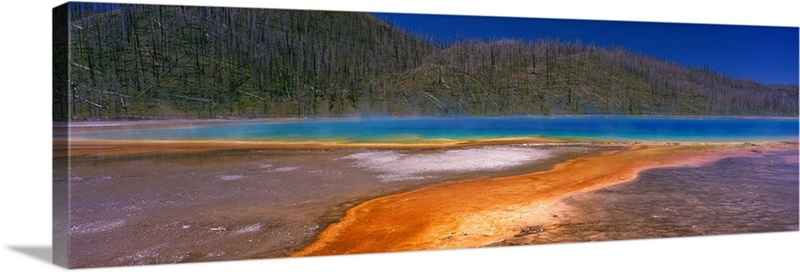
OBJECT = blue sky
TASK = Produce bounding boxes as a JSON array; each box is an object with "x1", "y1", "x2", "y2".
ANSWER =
[{"x1": 374, "y1": 13, "x2": 799, "y2": 85}]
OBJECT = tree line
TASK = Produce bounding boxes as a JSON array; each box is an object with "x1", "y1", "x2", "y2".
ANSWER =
[{"x1": 54, "y1": 3, "x2": 798, "y2": 120}]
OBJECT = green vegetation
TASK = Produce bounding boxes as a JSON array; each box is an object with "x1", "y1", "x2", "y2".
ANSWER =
[{"x1": 54, "y1": 3, "x2": 798, "y2": 120}]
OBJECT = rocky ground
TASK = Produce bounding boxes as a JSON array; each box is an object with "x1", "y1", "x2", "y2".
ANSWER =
[
  {"x1": 492, "y1": 148, "x2": 798, "y2": 246},
  {"x1": 55, "y1": 143, "x2": 603, "y2": 268}
]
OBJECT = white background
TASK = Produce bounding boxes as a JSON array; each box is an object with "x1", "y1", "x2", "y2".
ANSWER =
[{"x1": 1, "y1": 0, "x2": 798, "y2": 271}]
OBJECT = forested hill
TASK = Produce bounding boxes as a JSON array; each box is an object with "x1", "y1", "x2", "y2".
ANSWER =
[{"x1": 54, "y1": 3, "x2": 798, "y2": 120}]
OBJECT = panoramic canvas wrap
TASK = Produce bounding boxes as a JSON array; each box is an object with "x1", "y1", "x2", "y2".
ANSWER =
[{"x1": 52, "y1": 1, "x2": 799, "y2": 268}]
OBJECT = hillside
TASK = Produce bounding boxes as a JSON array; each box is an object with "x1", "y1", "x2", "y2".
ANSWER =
[
  {"x1": 54, "y1": 3, "x2": 798, "y2": 120},
  {"x1": 378, "y1": 40, "x2": 798, "y2": 116}
]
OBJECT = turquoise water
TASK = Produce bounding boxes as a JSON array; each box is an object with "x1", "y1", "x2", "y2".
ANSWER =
[{"x1": 73, "y1": 116, "x2": 799, "y2": 142}]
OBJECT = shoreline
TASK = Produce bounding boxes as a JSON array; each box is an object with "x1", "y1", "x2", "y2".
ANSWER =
[
  {"x1": 57, "y1": 137, "x2": 793, "y2": 157},
  {"x1": 291, "y1": 141, "x2": 797, "y2": 256},
  {"x1": 56, "y1": 137, "x2": 573, "y2": 157},
  {"x1": 56, "y1": 116, "x2": 799, "y2": 156}
]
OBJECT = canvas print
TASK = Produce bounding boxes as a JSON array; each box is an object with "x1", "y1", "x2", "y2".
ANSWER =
[{"x1": 52, "y1": 1, "x2": 799, "y2": 268}]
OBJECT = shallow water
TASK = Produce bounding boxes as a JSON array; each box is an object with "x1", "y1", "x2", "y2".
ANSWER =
[
  {"x1": 57, "y1": 144, "x2": 603, "y2": 267},
  {"x1": 493, "y1": 149, "x2": 799, "y2": 246},
  {"x1": 71, "y1": 116, "x2": 799, "y2": 142}
]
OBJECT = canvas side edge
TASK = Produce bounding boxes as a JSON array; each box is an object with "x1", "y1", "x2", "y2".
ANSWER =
[{"x1": 52, "y1": 2, "x2": 71, "y2": 268}]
